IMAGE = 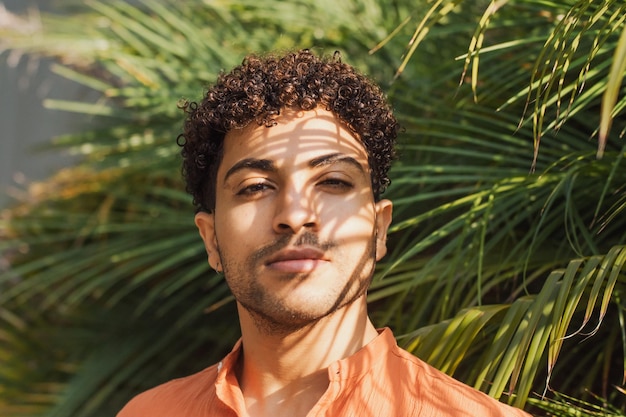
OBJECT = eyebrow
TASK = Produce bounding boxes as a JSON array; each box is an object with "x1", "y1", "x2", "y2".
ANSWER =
[
  {"x1": 223, "y1": 158, "x2": 276, "y2": 183},
  {"x1": 223, "y1": 153, "x2": 366, "y2": 184},
  {"x1": 309, "y1": 153, "x2": 366, "y2": 172}
]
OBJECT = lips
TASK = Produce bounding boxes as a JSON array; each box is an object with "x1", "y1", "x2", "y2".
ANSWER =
[{"x1": 265, "y1": 247, "x2": 329, "y2": 273}]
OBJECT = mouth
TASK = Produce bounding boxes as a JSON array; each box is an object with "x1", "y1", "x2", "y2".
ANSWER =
[{"x1": 265, "y1": 247, "x2": 329, "y2": 273}]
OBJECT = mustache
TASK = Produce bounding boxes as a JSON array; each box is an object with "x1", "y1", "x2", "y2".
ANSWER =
[{"x1": 251, "y1": 232, "x2": 336, "y2": 263}]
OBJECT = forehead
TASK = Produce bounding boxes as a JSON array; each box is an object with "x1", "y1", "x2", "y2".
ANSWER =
[{"x1": 218, "y1": 108, "x2": 369, "y2": 176}]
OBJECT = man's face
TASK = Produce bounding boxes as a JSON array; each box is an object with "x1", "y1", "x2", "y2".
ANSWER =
[{"x1": 195, "y1": 108, "x2": 392, "y2": 330}]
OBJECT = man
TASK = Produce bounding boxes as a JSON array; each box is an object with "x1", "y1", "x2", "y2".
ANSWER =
[{"x1": 118, "y1": 50, "x2": 531, "y2": 416}]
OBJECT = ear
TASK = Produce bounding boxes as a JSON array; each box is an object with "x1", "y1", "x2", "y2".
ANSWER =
[
  {"x1": 374, "y1": 199, "x2": 393, "y2": 261},
  {"x1": 194, "y1": 211, "x2": 222, "y2": 272}
]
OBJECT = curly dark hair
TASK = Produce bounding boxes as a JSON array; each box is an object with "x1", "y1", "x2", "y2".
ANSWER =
[{"x1": 177, "y1": 49, "x2": 398, "y2": 212}]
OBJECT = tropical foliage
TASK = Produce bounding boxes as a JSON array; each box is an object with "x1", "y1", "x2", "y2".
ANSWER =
[{"x1": 0, "y1": 0, "x2": 625, "y2": 416}]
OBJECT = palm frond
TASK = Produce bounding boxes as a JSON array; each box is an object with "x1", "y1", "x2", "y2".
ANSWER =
[
  {"x1": 399, "y1": 246, "x2": 624, "y2": 406},
  {"x1": 2, "y1": 0, "x2": 626, "y2": 415}
]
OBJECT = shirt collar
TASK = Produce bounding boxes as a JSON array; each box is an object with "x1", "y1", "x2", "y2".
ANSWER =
[
  {"x1": 327, "y1": 327, "x2": 396, "y2": 381},
  {"x1": 216, "y1": 327, "x2": 396, "y2": 386},
  {"x1": 215, "y1": 339, "x2": 245, "y2": 412}
]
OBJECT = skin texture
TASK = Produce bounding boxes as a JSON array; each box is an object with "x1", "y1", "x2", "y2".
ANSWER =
[
  {"x1": 195, "y1": 108, "x2": 392, "y2": 332},
  {"x1": 194, "y1": 108, "x2": 393, "y2": 416}
]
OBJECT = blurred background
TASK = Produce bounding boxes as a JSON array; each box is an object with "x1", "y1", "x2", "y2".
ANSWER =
[{"x1": 1, "y1": 0, "x2": 91, "y2": 207}]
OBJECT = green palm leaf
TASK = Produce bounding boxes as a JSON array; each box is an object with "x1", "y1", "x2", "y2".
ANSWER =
[{"x1": 2, "y1": 0, "x2": 625, "y2": 415}]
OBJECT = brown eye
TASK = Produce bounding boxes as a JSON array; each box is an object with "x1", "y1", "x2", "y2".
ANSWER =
[
  {"x1": 319, "y1": 178, "x2": 353, "y2": 190},
  {"x1": 237, "y1": 182, "x2": 273, "y2": 196}
]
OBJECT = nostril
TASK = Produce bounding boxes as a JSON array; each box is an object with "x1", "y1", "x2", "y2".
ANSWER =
[{"x1": 275, "y1": 221, "x2": 317, "y2": 233}]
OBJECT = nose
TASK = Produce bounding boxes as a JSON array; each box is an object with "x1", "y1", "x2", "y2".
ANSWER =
[{"x1": 272, "y1": 185, "x2": 319, "y2": 234}]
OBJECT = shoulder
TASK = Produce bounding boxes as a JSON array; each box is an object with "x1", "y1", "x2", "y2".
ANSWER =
[
  {"x1": 388, "y1": 346, "x2": 531, "y2": 416},
  {"x1": 116, "y1": 363, "x2": 220, "y2": 417}
]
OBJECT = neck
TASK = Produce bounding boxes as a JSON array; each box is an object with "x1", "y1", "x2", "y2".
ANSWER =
[{"x1": 236, "y1": 295, "x2": 378, "y2": 417}]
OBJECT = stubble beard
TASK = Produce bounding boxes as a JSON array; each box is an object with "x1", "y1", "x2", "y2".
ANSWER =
[{"x1": 217, "y1": 231, "x2": 378, "y2": 336}]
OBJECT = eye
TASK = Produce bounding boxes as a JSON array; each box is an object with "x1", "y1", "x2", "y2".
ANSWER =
[
  {"x1": 236, "y1": 181, "x2": 274, "y2": 196},
  {"x1": 318, "y1": 177, "x2": 353, "y2": 191}
]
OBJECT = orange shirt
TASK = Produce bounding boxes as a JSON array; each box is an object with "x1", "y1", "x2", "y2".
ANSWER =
[{"x1": 117, "y1": 328, "x2": 531, "y2": 416}]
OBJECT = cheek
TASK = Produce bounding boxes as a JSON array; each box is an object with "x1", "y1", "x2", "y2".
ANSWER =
[
  {"x1": 323, "y1": 206, "x2": 376, "y2": 242},
  {"x1": 215, "y1": 204, "x2": 267, "y2": 248}
]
